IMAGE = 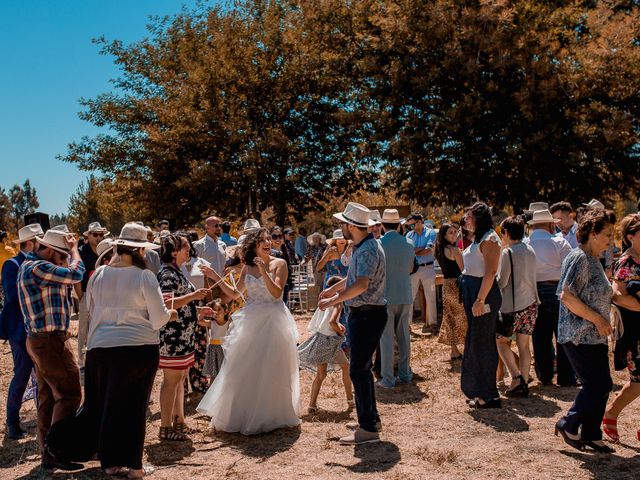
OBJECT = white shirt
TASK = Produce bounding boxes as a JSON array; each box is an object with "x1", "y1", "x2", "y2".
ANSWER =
[
  {"x1": 181, "y1": 256, "x2": 212, "y2": 290},
  {"x1": 525, "y1": 229, "x2": 573, "y2": 282},
  {"x1": 193, "y1": 235, "x2": 226, "y2": 275},
  {"x1": 86, "y1": 266, "x2": 172, "y2": 349},
  {"x1": 462, "y1": 230, "x2": 501, "y2": 277},
  {"x1": 497, "y1": 242, "x2": 540, "y2": 313},
  {"x1": 307, "y1": 306, "x2": 339, "y2": 337},
  {"x1": 210, "y1": 320, "x2": 229, "y2": 343}
]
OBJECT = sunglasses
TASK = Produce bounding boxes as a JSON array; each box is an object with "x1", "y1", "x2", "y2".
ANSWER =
[
  {"x1": 271, "y1": 234, "x2": 283, "y2": 240},
  {"x1": 90, "y1": 233, "x2": 105, "y2": 237}
]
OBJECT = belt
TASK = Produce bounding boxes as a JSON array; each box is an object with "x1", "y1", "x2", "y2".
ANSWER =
[
  {"x1": 28, "y1": 330, "x2": 68, "y2": 339},
  {"x1": 349, "y1": 304, "x2": 387, "y2": 312},
  {"x1": 209, "y1": 339, "x2": 222, "y2": 345},
  {"x1": 418, "y1": 261, "x2": 434, "y2": 267},
  {"x1": 537, "y1": 280, "x2": 559, "y2": 286}
]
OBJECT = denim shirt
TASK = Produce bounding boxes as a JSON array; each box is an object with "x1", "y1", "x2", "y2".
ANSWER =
[
  {"x1": 345, "y1": 234, "x2": 386, "y2": 308},
  {"x1": 557, "y1": 248, "x2": 611, "y2": 345},
  {"x1": 406, "y1": 227, "x2": 437, "y2": 264}
]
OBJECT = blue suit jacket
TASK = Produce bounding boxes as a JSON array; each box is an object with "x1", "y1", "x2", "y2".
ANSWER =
[{"x1": 0, "y1": 251, "x2": 27, "y2": 342}]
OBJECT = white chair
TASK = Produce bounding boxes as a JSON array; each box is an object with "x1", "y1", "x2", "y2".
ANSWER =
[{"x1": 288, "y1": 264, "x2": 310, "y2": 312}]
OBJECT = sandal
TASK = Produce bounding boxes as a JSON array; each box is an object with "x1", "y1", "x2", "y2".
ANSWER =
[
  {"x1": 347, "y1": 400, "x2": 355, "y2": 409},
  {"x1": 159, "y1": 426, "x2": 189, "y2": 441},
  {"x1": 602, "y1": 417, "x2": 619, "y2": 443},
  {"x1": 308, "y1": 405, "x2": 319, "y2": 413},
  {"x1": 173, "y1": 416, "x2": 197, "y2": 435}
]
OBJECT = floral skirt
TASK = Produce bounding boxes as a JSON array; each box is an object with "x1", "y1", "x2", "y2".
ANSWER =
[{"x1": 438, "y1": 279, "x2": 467, "y2": 347}]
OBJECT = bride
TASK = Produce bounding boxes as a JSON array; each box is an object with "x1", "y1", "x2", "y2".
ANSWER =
[{"x1": 197, "y1": 228, "x2": 301, "y2": 434}]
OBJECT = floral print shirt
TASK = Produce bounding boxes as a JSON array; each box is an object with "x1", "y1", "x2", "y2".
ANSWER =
[{"x1": 157, "y1": 264, "x2": 197, "y2": 357}]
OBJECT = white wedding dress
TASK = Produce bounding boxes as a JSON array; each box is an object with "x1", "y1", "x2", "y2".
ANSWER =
[{"x1": 196, "y1": 272, "x2": 301, "y2": 434}]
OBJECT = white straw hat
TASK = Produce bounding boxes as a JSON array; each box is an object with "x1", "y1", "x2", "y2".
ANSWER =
[
  {"x1": 95, "y1": 238, "x2": 115, "y2": 267},
  {"x1": 333, "y1": 202, "x2": 375, "y2": 227},
  {"x1": 37, "y1": 229, "x2": 73, "y2": 255},
  {"x1": 582, "y1": 199, "x2": 605, "y2": 210},
  {"x1": 307, "y1": 232, "x2": 327, "y2": 244},
  {"x1": 369, "y1": 209, "x2": 382, "y2": 225},
  {"x1": 327, "y1": 229, "x2": 346, "y2": 245},
  {"x1": 380, "y1": 209, "x2": 404, "y2": 224},
  {"x1": 13, "y1": 224, "x2": 44, "y2": 244},
  {"x1": 527, "y1": 209, "x2": 561, "y2": 225},
  {"x1": 240, "y1": 219, "x2": 261, "y2": 234},
  {"x1": 524, "y1": 202, "x2": 549, "y2": 214},
  {"x1": 83, "y1": 221, "x2": 110, "y2": 237},
  {"x1": 114, "y1": 222, "x2": 159, "y2": 249}
]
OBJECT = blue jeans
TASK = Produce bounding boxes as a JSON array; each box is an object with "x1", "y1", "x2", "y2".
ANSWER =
[
  {"x1": 7, "y1": 338, "x2": 35, "y2": 426},
  {"x1": 348, "y1": 305, "x2": 387, "y2": 432},
  {"x1": 558, "y1": 342, "x2": 612, "y2": 441},
  {"x1": 379, "y1": 304, "x2": 412, "y2": 387},
  {"x1": 532, "y1": 282, "x2": 576, "y2": 385}
]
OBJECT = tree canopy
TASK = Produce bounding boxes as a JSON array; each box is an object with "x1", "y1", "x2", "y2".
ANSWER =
[{"x1": 61, "y1": 0, "x2": 640, "y2": 225}]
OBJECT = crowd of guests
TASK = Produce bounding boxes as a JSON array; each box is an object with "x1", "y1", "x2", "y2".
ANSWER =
[{"x1": 1, "y1": 196, "x2": 640, "y2": 473}]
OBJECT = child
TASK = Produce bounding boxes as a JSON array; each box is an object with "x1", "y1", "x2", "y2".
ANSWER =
[
  {"x1": 298, "y1": 276, "x2": 353, "y2": 412},
  {"x1": 200, "y1": 299, "x2": 229, "y2": 384}
]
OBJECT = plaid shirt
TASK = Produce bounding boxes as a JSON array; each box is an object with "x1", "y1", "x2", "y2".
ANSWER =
[{"x1": 17, "y1": 252, "x2": 85, "y2": 333}]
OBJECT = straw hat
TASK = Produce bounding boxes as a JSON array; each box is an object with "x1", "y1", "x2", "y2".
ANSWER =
[
  {"x1": 369, "y1": 209, "x2": 382, "y2": 225},
  {"x1": 307, "y1": 232, "x2": 327, "y2": 245},
  {"x1": 13, "y1": 224, "x2": 44, "y2": 244},
  {"x1": 380, "y1": 209, "x2": 404, "y2": 224},
  {"x1": 327, "y1": 229, "x2": 346, "y2": 245},
  {"x1": 524, "y1": 202, "x2": 549, "y2": 214},
  {"x1": 582, "y1": 199, "x2": 605, "y2": 210},
  {"x1": 527, "y1": 209, "x2": 561, "y2": 225},
  {"x1": 113, "y1": 222, "x2": 159, "y2": 250},
  {"x1": 50, "y1": 224, "x2": 70, "y2": 233},
  {"x1": 83, "y1": 221, "x2": 110, "y2": 237},
  {"x1": 37, "y1": 230, "x2": 73, "y2": 255},
  {"x1": 333, "y1": 202, "x2": 376, "y2": 227},
  {"x1": 241, "y1": 219, "x2": 261, "y2": 234},
  {"x1": 95, "y1": 238, "x2": 115, "y2": 267}
]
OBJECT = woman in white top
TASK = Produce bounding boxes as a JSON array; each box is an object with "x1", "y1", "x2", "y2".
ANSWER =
[
  {"x1": 84, "y1": 223, "x2": 177, "y2": 478},
  {"x1": 496, "y1": 216, "x2": 540, "y2": 397},
  {"x1": 460, "y1": 202, "x2": 503, "y2": 409}
]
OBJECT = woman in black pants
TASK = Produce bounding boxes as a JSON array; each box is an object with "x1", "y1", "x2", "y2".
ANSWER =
[
  {"x1": 84, "y1": 223, "x2": 178, "y2": 477},
  {"x1": 555, "y1": 209, "x2": 616, "y2": 453},
  {"x1": 459, "y1": 202, "x2": 503, "y2": 408}
]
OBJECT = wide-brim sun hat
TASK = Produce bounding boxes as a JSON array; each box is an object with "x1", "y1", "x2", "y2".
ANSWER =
[
  {"x1": 369, "y1": 209, "x2": 382, "y2": 225},
  {"x1": 380, "y1": 209, "x2": 404, "y2": 224},
  {"x1": 13, "y1": 223, "x2": 44, "y2": 244},
  {"x1": 95, "y1": 238, "x2": 115, "y2": 266},
  {"x1": 241, "y1": 219, "x2": 261, "y2": 234},
  {"x1": 327, "y1": 229, "x2": 346, "y2": 245},
  {"x1": 114, "y1": 222, "x2": 159, "y2": 250},
  {"x1": 307, "y1": 232, "x2": 327, "y2": 244},
  {"x1": 333, "y1": 202, "x2": 376, "y2": 227},
  {"x1": 582, "y1": 198, "x2": 605, "y2": 210},
  {"x1": 83, "y1": 221, "x2": 110, "y2": 237},
  {"x1": 36, "y1": 230, "x2": 73, "y2": 255},
  {"x1": 527, "y1": 209, "x2": 561, "y2": 225}
]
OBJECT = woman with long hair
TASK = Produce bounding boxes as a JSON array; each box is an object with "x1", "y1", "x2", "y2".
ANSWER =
[
  {"x1": 197, "y1": 228, "x2": 300, "y2": 434},
  {"x1": 435, "y1": 223, "x2": 466, "y2": 360},
  {"x1": 459, "y1": 203, "x2": 502, "y2": 408}
]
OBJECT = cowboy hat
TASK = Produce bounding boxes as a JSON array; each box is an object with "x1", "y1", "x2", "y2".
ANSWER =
[
  {"x1": 380, "y1": 209, "x2": 404, "y2": 224},
  {"x1": 37, "y1": 229, "x2": 73, "y2": 255},
  {"x1": 527, "y1": 209, "x2": 561, "y2": 225},
  {"x1": 327, "y1": 229, "x2": 347, "y2": 245},
  {"x1": 333, "y1": 202, "x2": 376, "y2": 227},
  {"x1": 51, "y1": 224, "x2": 70, "y2": 233},
  {"x1": 582, "y1": 199, "x2": 605, "y2": 210},
  {"x1": 113, "y1": 222, "x2": 159, "y2": 250},
  {"x1": 524, "y1": 202, "x2": 549, "y2": 214},
  {"x1": 369, "y1": 209, "x2": 382, "y2": 225},
  {"x1": 83, "y1": 222, "x2": 110, "y2": 237},
  {"x1": 240, "y1": 219, "x2": 261, "y2": 234},
  {"x1": 13, "y1": 223, "x2": 44, "y2": 244}
]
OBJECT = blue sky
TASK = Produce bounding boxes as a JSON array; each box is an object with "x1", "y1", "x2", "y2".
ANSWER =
[{"x1": 0, "y1": 1, "x2": 207, "y2": 215}]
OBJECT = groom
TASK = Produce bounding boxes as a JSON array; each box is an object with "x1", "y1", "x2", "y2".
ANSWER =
[{"x1": 319, "y1": 202, "x2": 387, "y2": 445}]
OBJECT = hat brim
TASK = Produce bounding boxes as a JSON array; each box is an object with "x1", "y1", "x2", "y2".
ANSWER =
[
  {"x1": 527, "y1": 218, "x2": 561, "y2": 225},
  {"x1": 13, "y1": 235, "x2": 41, "y2": 244},
  {"x1": 36, "y1": 238, "x2": 70, "y2": 255},
  {"x1": 333, "y1": 212, "x2": 376, "y2": 227},
  {"x1": 114, "y1": 239, "x2": 160, "y2": 250},
  {"x1": 83, "y1": 229, "x2": 110, "y2": 236},
  {"x1": 380, "y1": 217, "x2": 404, "y2": 224}
]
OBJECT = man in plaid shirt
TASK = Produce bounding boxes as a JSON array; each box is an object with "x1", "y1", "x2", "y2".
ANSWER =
[{"x1": 18, "y1": 229, "x2": 85, "y2": 471}]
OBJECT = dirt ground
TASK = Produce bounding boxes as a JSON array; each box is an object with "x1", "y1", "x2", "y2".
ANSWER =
[{"x1": 1, "y1": 314, "x2": 640, "y2": 480}]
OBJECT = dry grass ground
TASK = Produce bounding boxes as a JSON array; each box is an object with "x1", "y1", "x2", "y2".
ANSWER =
[{"x1": 1, "y1": 314, "x2": 640, "y2": 480}]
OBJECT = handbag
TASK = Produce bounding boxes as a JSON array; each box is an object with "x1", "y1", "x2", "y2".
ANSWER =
[
  {"x1": 497, "y1": 249, "x2": 516, "y2": 337},
  {"x1": 610, "y1": 304, "x2": 624, "y2": 341}
]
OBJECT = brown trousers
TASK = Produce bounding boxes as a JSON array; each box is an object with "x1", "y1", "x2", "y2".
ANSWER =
[{"x1": 26, "y1": 332, "x2": 82, "y2": 455}]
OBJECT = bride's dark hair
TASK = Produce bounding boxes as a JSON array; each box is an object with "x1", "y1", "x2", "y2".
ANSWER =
[{"x1": 240, "y1": 228, "x2": 270, "y2": 267}]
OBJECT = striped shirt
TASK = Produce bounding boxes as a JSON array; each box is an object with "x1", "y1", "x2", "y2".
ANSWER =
[{"x1": 17, "y1": 252, "x2": 85, "y2": 333}]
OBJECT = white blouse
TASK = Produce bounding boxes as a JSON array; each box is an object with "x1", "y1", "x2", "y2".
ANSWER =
[
  {"x1": 462, "y1": 230, "x2": 501, "y2": 278},
  {"x1": 86, "y1": 265, "x2": 172, "y2": 350}
]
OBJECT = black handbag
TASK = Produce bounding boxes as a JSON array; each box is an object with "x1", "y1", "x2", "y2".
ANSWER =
[{"x1": 497, "y1": 249, "x2": 516, "y2": 338}]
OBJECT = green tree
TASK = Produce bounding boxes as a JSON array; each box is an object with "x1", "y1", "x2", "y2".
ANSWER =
[{"x1": 8, "y1": 179, "x2": 40, "y2": 228}]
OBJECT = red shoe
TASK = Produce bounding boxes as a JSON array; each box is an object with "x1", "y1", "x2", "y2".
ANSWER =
[{"x1": 602, "y1": 417, "x2": 619, "y2": 443}]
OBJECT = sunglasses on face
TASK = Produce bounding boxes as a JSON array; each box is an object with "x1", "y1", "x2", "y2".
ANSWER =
[
  {"x1": 91, "y1": 233, "x2": 104, "y2": 238},
  {"x1": 271, "y1": 234, "x2": 283, "y2": 240}
]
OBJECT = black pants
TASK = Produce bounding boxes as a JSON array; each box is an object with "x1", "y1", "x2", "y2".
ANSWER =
[
  {"x1": 532, "y1": 282, "x2": 576, "y2": 385},
  {"x1": 460, "y1": 275, "x2": 501, "y2": 401},
  {"x1": 348, "y1": 305, "x2": 388, "y2": 432},
  {"x1": 558, "y1": 342, "x2": 612, "y2": 441},
  {"x1": 84, "y1": 344, "x2": 159, "y2": 470}
]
